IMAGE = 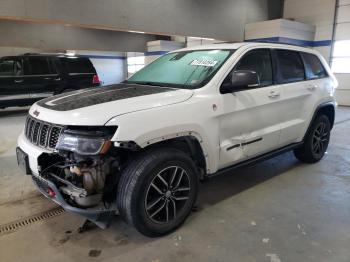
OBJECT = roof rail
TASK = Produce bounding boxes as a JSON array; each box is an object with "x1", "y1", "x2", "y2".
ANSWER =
[
  {"x1": 244, "y1": 40, "x2": 311, "y2": 47},
  {"x1": 21, "y1": 52, "x2": 66, "y2": 56}
]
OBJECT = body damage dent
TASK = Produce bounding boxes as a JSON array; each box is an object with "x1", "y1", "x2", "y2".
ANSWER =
[{"x1": 114, "y1": 131, "x2": 212, "y2": 173}]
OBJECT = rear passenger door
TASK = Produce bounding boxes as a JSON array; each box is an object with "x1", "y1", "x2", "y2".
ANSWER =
[
  {"x1": 273, "y1": 49, "x2": 319, "y2": 145},
  {"x1": 24, "y1": 56, "x2": 61, "y2": 101},
  {"x1": 219, "y1": 48, "x2": 283, "y2": 168}
]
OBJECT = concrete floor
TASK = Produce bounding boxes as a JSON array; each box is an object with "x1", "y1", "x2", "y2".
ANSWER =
[{"x1": 1, "y1": 107, "x2": 350, "y2": 262}]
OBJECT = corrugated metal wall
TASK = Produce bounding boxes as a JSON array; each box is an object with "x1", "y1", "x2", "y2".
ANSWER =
[{"x1": 332, "y1": 0, "x2": 350, "y2": 105}]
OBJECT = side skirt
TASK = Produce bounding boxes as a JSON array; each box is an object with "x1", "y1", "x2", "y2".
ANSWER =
[{"x1": 208, "y1": 142, "x2": 303, "y2": 178}]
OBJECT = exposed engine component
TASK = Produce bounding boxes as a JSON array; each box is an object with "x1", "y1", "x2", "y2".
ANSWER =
[
  {"x1": 37, "y1": 126, "x2": 122, "y2": 209},
  {"x1": 41, "y1": 155, "x2": 119, "y2": 208},
  {"x1": 65, "y1": 158, "x2": 113, "y2": 207},
  {"x1": 70, "y1": 163, "x2": 107, "y2": 194}
]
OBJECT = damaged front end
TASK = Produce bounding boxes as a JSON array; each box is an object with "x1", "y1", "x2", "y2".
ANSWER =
[{"x1": 34, "y1": 125, "x2": 126, "y2": 228}]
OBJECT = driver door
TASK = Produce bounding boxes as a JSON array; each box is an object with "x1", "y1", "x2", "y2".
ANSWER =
[{"x1": 219, "y1": 48, "x2": 283, "y2": 168}]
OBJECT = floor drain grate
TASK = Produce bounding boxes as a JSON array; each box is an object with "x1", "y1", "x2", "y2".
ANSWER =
[{"x1": 0, "y1": 207, "x2": 65, "y2": 236}]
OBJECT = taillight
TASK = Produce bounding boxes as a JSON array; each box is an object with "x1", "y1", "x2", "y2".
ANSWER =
[{"x1": 93, "y1": 74, "x2": 101, "y2": 85}]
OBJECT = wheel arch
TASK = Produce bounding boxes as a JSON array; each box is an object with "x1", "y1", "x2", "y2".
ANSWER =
[
  {"x1": 304, "y1": 102, "x2": 335, "y2": 140},
  {"x1": 317, "y1": 104, "x2": 335, "y2": 129},
  {"x1": 116, "y1": 135, "x2": 209, "y2": 179}
]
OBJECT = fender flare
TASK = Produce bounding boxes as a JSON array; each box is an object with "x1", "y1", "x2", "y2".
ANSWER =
[
  {"x1": 115, "y1": 131, "x2": 213, "y2": 174},
  {"x1": 303, "y1": 101, "x2": 335, "y2": 141}
]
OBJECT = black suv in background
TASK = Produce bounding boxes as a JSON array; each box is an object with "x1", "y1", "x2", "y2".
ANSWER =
[{"x1": 0, "y1": 53, "x2": 101, "y2": 109}]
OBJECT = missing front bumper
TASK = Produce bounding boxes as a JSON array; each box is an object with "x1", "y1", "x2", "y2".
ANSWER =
[{"x1": 31, "y1": 174, "x2": 117, "y2": 229}]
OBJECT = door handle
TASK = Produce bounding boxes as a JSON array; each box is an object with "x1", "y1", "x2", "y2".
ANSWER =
[
  {"x1": 53, "y1": 77, "x2": 61, "y2": 81},
  {"x1": 44, "y1": 77, "x2": 52, "y2": 80},
  {"x1": 268, "y1": 90, "x2": 280, "y2": 98},
  {"x1": 14, "y1": 79, "x2": 23, "y2": 83},
  {"x1": 307, "y1": 84, "x2": 317, "y2": 91}
]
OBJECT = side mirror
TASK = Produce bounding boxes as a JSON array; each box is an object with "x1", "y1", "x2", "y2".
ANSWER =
[{"x1": 220, "y1": 70, "x2": 260, "y2": 94}]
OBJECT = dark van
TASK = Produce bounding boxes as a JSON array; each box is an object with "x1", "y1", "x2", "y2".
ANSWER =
[{"x1": 0, "y1": 53, "x2": 101, "y2": 109}]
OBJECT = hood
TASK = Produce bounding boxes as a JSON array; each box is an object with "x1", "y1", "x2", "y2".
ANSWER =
[{"x1": 30, "y1": 83, "x2": 193, "y2": 126}]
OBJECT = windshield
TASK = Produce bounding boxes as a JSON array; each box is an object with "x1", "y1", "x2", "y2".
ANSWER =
[{"x1": 125, "y1": 49, "x2": 235, "y2": 89}]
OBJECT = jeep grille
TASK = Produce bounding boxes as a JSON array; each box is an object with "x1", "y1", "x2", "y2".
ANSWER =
[{"x1": 25, "y1": 116, "x2": 63, "y2": 150}]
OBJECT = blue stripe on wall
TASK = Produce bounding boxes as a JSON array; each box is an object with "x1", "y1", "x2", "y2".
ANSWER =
[
  {"x1": 144, "y1": 51, "x2": 169, "y2": 56},
  {"x1": 245, "y1": 37, "x2": 332, "y2": 47}
]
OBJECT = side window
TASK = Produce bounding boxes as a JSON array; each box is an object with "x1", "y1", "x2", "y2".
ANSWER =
[
  {"x1": 61, "y1": 58, "x2": 94, "y2": 74},
  {"x1": 234, "y1": 49, "x2": 273, "y2": 87},
  {"x1": 23, "y1": 58, "x2": 31, "y2": 75},
  {"x1": 48, "y1": 58, "x2": 58, "y2": 74},
  {"x1": 0, "y1": 59, "x2": 23, "y2": 76},
  {"x1": 276, "y1": 50, "x2": 305, "y2": 84},
  {"x1": 27, "y1": 57, "x2": 51, "y2": 75},
  {"x1": 301, "y1": 53, "x2": 327, "y2": 80},
  {"x1": 0, "y1": 59, "x2": 15, "y2": 76}
]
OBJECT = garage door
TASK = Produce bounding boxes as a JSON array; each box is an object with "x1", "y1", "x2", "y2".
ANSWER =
[{"x1": 332, "y1": 0, "x2": 350, "y2": 105}]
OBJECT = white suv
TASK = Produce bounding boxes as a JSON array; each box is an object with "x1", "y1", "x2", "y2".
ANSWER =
[{"x1": 17, "y1": 42, "x2": 337, "y2": 236}]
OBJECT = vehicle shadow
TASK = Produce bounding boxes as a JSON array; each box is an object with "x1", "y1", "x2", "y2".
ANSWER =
[
  {"x1": 100, "y1": 151, "x2": 301, "y2": 244},
  {"x1": 0, "y1": 107, "x2": 29, "y2": 118},
  {"x1": 197, "y1": 151, "x2": 301, "y2": 207},
  {"x1": 106, "y1": 151, "x2": 301, "y2": 236},
  {"x1": 39, "y1": 151, "x2": 303, "y2": 253}
]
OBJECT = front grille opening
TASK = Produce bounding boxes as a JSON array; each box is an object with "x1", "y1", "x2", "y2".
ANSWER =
[
  {"x1": 32, "y1": 122, "x2": 41, "y2": 144},
  {"x1": 24, "y1": 116, "x2": 63, "y2": 150},
  {"x1": 39, "y1": 124, "x2": 49, "y2": 146},
  {"x1": 49, "y1": 127, "x2": 62, "y2": 148},
  {"x1": 27, "y1": 119, "x2": 35, "y2": 139}
]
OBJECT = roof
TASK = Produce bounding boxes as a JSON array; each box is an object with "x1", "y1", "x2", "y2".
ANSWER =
[
  {"x1": 175, "y1": 41, "x2": 317, "y2": 54},
  {"x1": 1, "y1": 53, "x2": 88, "y2": 59}
]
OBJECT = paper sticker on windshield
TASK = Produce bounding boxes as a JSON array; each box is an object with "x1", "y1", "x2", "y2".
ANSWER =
[{"x1": 190, "y1": 59, "x2": 218, "y2": 67}]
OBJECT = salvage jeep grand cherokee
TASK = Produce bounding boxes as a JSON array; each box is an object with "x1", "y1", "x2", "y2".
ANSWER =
[{"x1": 17, "y1": 43, "x2": 337, "y2": 237}]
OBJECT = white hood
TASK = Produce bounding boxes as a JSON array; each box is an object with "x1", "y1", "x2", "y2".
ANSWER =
[{"x1": 29, "y1": 84, "x2": 193, "y2": 126}]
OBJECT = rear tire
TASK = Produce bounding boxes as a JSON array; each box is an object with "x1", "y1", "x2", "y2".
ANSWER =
[
  {"x1": 117, "y1": 148, "x2": 198, "y2": 237},
  {"x1": 294, "y1": 115, "x2": 331, "y2": 163}
]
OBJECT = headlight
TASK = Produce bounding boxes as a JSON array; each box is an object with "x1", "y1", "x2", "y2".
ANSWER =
[{"x1": 56, "y1": 132, "x2": 112, "y2": 155}]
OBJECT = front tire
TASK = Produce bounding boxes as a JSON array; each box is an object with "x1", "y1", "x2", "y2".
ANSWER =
[
  {"x1": 294, "y1": 114, "x2": 331, "y2": 163},
  {"x1": 117, "y1": 148, "x2": 198, "y2": 237}
]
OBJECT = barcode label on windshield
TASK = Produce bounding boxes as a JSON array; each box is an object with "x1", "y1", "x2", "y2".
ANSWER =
[{"x1": 190, "y1": 59, "x2": 218, "y2": 67}]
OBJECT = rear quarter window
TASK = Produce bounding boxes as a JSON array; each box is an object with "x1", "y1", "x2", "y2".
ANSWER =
[
  {"x1": 61, "y1": 57, "x2": 95, "y2": 74},
  {"x1": 275, "y1": 49, "x2": 305, "y2": 84},
  {"x1": 301, "y1": 53, "x2": 328, "y2": 80}
]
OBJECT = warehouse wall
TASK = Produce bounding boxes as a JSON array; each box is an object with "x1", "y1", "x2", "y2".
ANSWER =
[
  {"x1": 90, "y1": 58, "x2": 126, "y2": 85},
  {"x1": 284, "y1": 0, "x2": 350, "y2": 106},
  {"x1": 0, "y1": 46, "x2": 46, "y2": 57},
  {"x1": 283, "y1": 0, "x2": 336, "y2": 61},
  {"x1": 73, "y1": 51, "x2": 127, "y2": 85},
  {"x1": 0, "y1": 0, "x2": 282, "y2": 41},
  {"x1": 0, "y1": 20, "x2": 156, "y2": 52}
]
